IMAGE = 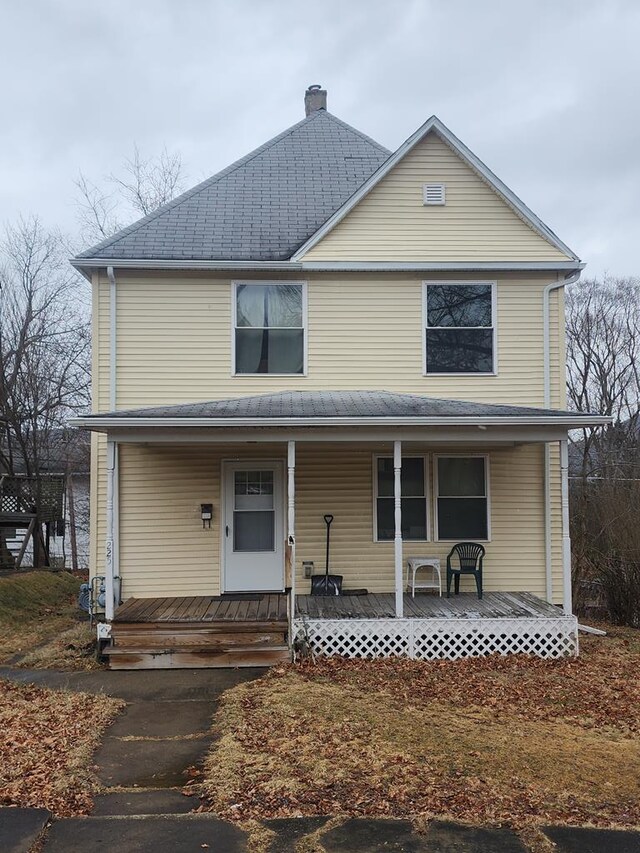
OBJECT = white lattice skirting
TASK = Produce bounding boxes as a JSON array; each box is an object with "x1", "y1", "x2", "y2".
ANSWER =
[{"x1": 293, "y1": 616, "x2": 579, "y2": 660}]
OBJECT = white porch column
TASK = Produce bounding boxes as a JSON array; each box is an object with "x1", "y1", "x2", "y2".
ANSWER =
[
  {"x1": 394, "y1": 440, "x2": 403, "y2": 618},
  {"x1": 104, "y1": 439, "x2": 117, "y2": 621},
  {"x1": 287, "y1": 441, "x2": 296, "y2": 620},
  {"x1": 560, "y1": 439, "x2": 572, "y2": 615},
  {"x1": 543, "y1": 444, "x2": 553, "y2": 602}
]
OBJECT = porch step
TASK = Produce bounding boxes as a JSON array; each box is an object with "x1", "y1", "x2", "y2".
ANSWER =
[
  {"x1": 111, "y1": 629, "x2": 286, "y2": 650},
  {"x1": 103, "y1": 644, "x2": 290, "y2": 670}
]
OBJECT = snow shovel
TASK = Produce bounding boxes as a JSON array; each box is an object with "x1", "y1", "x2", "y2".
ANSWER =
[{"x1": 310, "y1": 514, "x2": 343, "y2": 595}]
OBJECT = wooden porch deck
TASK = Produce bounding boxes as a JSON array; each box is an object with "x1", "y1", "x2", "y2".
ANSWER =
[
  {"x1": 295, "y1": 591, "x2": 560, "y2": 620},
  {"x1": 104, "y1": 591, "x2": 575, "y2": 669},
  {"x1": 113, "y1": 593, "x2": 289, "y2": 625}
]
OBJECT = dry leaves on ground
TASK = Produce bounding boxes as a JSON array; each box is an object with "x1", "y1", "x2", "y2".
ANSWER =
[
  {"x1": 0, "y1": 679, "x2": 123, "y2": 816},
  {"x1": 198, "y1": 627, "x2": 640, "y2": 832}
]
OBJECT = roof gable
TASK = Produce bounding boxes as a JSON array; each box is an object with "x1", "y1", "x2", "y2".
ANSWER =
[
  {"x1": 77, "y1": 111, "x2": 390, "y2": 263},
  {"x1": 294, "y1": 116, "x2": 578, "y2": 263}
]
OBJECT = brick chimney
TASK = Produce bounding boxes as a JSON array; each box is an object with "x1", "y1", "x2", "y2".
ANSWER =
[{"x1": 304, "y1": 84, "x2": 327, "y2": 116}]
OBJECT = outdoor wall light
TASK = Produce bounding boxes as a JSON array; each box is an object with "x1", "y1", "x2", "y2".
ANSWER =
[{"x1": 200, "y1": 504, "x2": 213, "y2": 528}]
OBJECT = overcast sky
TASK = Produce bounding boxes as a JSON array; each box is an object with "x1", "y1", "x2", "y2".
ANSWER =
[{"x1": 0, "y1": 0, "x2": 638, "y2": 276}]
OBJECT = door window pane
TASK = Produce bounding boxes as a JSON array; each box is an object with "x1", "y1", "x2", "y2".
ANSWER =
[
  {"x1": 234, "y1": 510, "x2": 275, "y2": 551},
  {"x1": 235, "y1": 470, "x2": 274, "y2": 510}
]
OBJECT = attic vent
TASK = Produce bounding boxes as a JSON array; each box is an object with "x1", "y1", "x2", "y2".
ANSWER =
[{"x1": 423, "y1": 183, "x2": 446, "y2": 206}]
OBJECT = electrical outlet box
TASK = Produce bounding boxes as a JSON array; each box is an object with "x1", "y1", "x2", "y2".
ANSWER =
[{"x1": 303, "y1": 561, "x2": 314, "y2": 579}]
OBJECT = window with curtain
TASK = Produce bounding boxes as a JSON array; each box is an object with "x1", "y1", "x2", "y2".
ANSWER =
[
  {"x1": 425, "y1": 283, "x2": 494, "y2": 373},
  {"x1": 235, "y1": 283, "x2": 305, "y2": 374},
  {"x1": 375, "y1": 456, "x2": 428, "y2": 541},
  {"x1": 436, "y1": 456, "x2": 488, "y2": 540}
]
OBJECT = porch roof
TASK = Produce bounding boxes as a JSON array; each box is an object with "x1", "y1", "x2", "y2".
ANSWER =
[{"x1": 71, "y1": 390, "x2": 610, "y2": 431}]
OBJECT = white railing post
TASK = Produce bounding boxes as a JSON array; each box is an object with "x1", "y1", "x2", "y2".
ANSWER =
[
  {"x1": 560, "y1": 439, "x2": 572, "y2": 615},
  {"x1": 287, "y1": 440, "x2": 296, "y2": 630},
  {"x1": 394, "y1": 440, "x2": 403, "y2": 618},
  {"x1": 105, "y1": 439, "x2": 116, "y2": 621}
]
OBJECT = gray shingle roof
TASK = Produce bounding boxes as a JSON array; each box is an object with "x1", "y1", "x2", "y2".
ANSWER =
[
  {"x1": 78, "y1": 111, "x2": 390, "y2": 262},
  {"x1": 86, "y1": 391, "x2": 592, "y2": 421}
]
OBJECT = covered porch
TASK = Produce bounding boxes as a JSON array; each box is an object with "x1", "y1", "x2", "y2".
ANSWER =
[{"x1": 72, "y1": 390, "x2": 608, "y2": 668}]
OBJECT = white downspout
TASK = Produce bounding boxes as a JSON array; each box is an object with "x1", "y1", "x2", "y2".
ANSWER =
[
  {"x1": 106, "y1": 266, "x2": 119, "y2": 618},
  {"x1": 107, "y1": 265, "x2": 117, "y2": 410},
  {"x1": 543, "y1": 270, "x2": 581, "y2": 603},
  {"x1": 393, "y1": 440, "x2": 403, "y2": 618},
  {"x1": 560, "y1": 438, "x2": 572, "y2": 614},
  {"x1": 105, "y1": 439, "x2": 116, "y2": 621},
  {"x1": 287, "y1": 441, "x2": 296, "y2": 642}
]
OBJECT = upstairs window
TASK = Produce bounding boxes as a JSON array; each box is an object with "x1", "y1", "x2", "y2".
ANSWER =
[
  {"x1": 234, "y1": 283, "x2": 306, "y2": 375},
  {"x1": 424, "y1": 282, "x2": 495, "y2": 374}
]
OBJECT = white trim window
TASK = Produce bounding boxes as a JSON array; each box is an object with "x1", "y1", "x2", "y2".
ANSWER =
[
  {"x1": 435, "y1": 455, "x2": 490, "y2": 541},
  {"x1": 424, "y1": 282, "x2": 496, "y2": 374},
  {"x1": 374, "y1": 455, "x2": 429, "y2": 541},
  {"x1": 233, "y1": 282, "x2": 307, "y2": 375}
]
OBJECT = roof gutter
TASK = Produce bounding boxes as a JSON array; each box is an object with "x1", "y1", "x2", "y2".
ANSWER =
[
  {"x1": 70, "y1": 257, "x2": 585, "y2": 274},
  {"x1": 70, "y1": 413, "x2": 611, "y2": 431}
]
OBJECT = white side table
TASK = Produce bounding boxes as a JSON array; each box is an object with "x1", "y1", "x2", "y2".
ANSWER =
[{"x1": 406, "y1": 557, "x2": 442, "y2": 597}]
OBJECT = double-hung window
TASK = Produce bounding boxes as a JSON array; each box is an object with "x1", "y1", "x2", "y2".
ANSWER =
[
  {"x1": 436, "y1": 456, "x2": 489, "y2": 540},
  {"x1": 234, "y1": 282, "x2": 306, "y2": 374},
  {"x1": 374, "y1": 456, "x2": 428, "y2": 541},
  {"x1": 424, "y1": 282, "x2": 495, "y2": 374}
]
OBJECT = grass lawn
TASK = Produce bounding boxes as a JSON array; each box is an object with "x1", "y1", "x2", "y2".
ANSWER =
[
  {"x1": 0, "y1": 678, "x2": 123, "y2": 816},
  {"x1": 200, "y1": 627, "x2": 640, "y2": 839},
  {"x1": 0, "y1": 571, "x2": 100, "y2": 670}
]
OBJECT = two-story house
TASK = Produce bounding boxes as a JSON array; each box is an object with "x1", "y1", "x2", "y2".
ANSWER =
[{"x1": 71, "y1": 86, "x2": 607, "y2": 669}]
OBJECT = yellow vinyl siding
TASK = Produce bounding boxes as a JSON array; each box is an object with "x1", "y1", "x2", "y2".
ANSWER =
[
  {"x1": 302, "y1": 133, "x2": 570, "y2": 262},
  {"x1": 116, "y1": 443, "x2": 285, "y2": 599},
  {"x1": 89, "y1": 269, "x2": 567, "y2": 601},
  {"x1": 111, "y1": 441, "x2": 557, "y2": 603},
  {"x1": 106, "y1": 271, "x2": 564, "y2": 409}
]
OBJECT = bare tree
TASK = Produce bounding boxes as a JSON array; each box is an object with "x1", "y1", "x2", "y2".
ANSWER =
[
  {"x1": 0, "y1": 216, "x2": 90, "y2": 565},
  {"x1": 76, "y1": 145, "x2": 185, "y2": 244},
  {"x1": 566, "y1": 275, "x2": 640, "y2": 624},
  {"x1": 567, "y1": 276, "x2": 640, "y2": 480}
]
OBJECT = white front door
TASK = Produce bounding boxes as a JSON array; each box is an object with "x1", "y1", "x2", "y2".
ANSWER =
[{"x1": 223, "y1": 461, "x2": 284, "y2": 592}]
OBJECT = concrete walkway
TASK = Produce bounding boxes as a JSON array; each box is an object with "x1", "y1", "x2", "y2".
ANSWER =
[{"x1": 1, "y1": 667, "x2": 639, "y2": 852}]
